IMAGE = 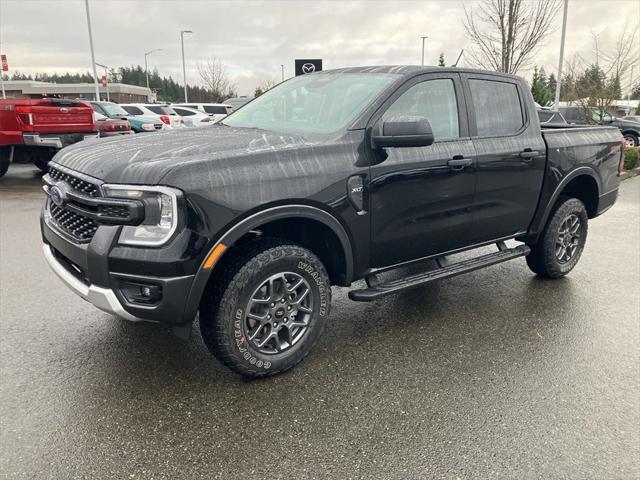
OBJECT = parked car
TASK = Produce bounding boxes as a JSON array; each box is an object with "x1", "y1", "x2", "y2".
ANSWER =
[
  {"x1": 170, "y1": 106, "x2": 212, "y2": 127},
  {"x1": 537, "y1": 108, "x2": 568, "y2": 125},
  {"x1": 93, "y1": 112, "x2": 133, "y2": 137},
  {"x1": 173, "y1": 103, "x2": 232, "y2": 122},
  {"x1": 622, "y1": 115, "x2": 640, "y2": 123},
  {"x1": 223, "y1": 96, "x2": 253, "y2": 111},
  {"x1": 90, "y1": 101, "x2": 162, "y2": 133},
  {"x1": 0, "y1": 97, "x2": 96, "y2": 177},
  {"x1": 119, "y1": 103, "x2": 184, "y2": 129},
  {"x1": 558, "y1": 106, "x2": 640, "y2": 147},
  {"x1": 41, "y1": 66, "x2": 623, "y2": 378}
]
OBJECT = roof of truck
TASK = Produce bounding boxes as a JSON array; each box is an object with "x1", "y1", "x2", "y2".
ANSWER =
[{"x1": 318, "y1": 65, "x2": 522, "y2": 80}]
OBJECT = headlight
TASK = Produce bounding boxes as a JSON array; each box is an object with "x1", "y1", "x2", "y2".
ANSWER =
[
  {"x1": 141, "y1": 123, "x2": 155, "y2": 131},
  {"x1": 102, "y1": 185, "x2": 180, "y2": 247}
]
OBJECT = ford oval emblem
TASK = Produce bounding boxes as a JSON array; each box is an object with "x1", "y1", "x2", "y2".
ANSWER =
[{"x1": 49, "y1": 185, "x2": 65, "y2": 206}]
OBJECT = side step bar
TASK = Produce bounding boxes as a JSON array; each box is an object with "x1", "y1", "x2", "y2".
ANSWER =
[{"x1": 349, "y1": 242, "x2": 530, "y2": 302}]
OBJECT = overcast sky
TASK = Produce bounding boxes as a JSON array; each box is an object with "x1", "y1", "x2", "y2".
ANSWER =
[{"x1": 1, "y1": 0, "x2": 638, "y2": 95}]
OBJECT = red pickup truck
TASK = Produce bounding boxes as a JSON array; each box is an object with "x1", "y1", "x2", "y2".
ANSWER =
[{"x1": 0, "y1": 98, "x2": 96, "y2": 177}]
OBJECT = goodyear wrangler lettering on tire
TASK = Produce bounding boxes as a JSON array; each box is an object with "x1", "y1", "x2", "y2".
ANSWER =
[{"x1": 200, "y1": 240, "x2": 330, "y2": 378}]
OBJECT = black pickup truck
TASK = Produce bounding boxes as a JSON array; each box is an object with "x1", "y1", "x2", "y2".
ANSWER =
[{"x1": 40, "y1": 67, "x2": 623, "y2": 377}]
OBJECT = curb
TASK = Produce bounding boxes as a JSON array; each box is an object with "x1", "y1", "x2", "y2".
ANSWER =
[{"x1": 620, "y1": 166, "x2": 640, "y2": 181}]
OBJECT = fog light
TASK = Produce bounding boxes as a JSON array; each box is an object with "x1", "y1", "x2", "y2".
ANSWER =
[{"x1": 120, "y1": 281, "x2": 162, "y2": 305}]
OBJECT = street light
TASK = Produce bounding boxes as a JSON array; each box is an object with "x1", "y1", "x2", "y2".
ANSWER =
[
  {"x1": 84, "y1": 0, "x2": 100, "y2": 100},
  {"x1": 144, "y1": 48, "x2": 162, "y2": 91},
  {"x1": 95, "y1": 62, "x2": 109, "y2": 102},
  {"x1": 180, "y1": 30, "x2": 193, "y2": 102},
  {"x1": 554, "y1": 0, "x2": 569, "y2": 107},
  {"x1": 421, "y1": 35, "x2": 428, "y2": 66},
  {"x1": 281, "y1": 64, "x2": 284, "y2": 82}
]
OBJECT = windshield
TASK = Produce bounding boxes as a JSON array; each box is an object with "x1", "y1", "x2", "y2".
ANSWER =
[
  {"x1": 223, "y1": 73, "x2": 399, "y2": 134},
  {"x1": 101, "y1": 102, "x2": 129, "y2": 117}
]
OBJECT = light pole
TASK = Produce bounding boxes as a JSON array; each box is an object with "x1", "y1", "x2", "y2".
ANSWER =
[
  {"x1": 421, "y1": 35, "x2": 428, "y2": 66},
  {"x1": 144, "y1": 48, "x2": 162, "y2": 91},
  {"x1": 84, "y1": 0, "x2": 100, "y2": 100},
  {"x1": 554, "y1": 0, "x2": 569, "y2": 107},
  {"x1": 281, "y1": 64, "x2": 284, "y2": 82},
  {"x1": 95, "y1": 62, "x2": 109, "y2": 102},
  {"x1": 180, "y1": 30, "x2": 192, "y2": 102}
]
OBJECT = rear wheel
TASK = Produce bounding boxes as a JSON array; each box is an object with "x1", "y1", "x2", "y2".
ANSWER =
[
  {"x1": 623, "y1": 132, "x2": 638, "y2": 148},
  {"x1": 34, "y1": 150, "x2": 55, "y2": 173},
  {"x1": 200, "y1": 240, "x2": 331, "y2": 378},
  {"x1": 526, "y1": 197, "x2": 588, "y2": 278},
  {"x1": 0, "y1": 147, "x2": 11, "y2": 178}
]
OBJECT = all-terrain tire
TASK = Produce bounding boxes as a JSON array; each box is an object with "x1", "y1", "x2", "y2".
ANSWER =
[
  {"x1": 0, "y1": 147, "x2": 11, "y2": 178},
  {"x1": 526, "y1": 196, "x2": 588, "y2": 279},
  {"x1": 199, "y1": 239, "x2": 331, "y2": 378}
]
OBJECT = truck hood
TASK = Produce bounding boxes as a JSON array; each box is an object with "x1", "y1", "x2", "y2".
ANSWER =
[{"x1": 51, "y1": 125, "x2": 317, "y2": 185}]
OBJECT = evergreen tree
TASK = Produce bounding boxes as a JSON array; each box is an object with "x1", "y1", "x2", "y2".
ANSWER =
[
  {"x1": 530, "y1": 66, "x2": 553, "y2": 106},
  {"x1": 546, "y1": 73, "x2": 557, "y2": 101}
]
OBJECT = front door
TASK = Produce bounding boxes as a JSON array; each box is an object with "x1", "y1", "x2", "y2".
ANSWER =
[{"x1": 369, "y1": 73, "x2": 476, "y2": 267}]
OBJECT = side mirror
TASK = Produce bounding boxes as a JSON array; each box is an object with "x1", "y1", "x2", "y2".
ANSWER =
[{"x1": 372, "y1": 115, "x2": 435, "y2": 148}]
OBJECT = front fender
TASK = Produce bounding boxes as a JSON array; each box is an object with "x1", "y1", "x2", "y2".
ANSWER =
[{"x1": 180, "y1": 204, "x2": 354, "y2": 325}]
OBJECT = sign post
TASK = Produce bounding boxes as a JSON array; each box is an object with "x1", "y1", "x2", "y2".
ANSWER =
[
  {"x1": 294, "y1": 59, "x2": 322, "y2": 76},
  {"x1": 1, "y1": 54, "x2": 8, "y2": 99}
]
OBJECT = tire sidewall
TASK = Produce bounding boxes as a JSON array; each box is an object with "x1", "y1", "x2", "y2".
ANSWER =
[
  {"x1": 219, "y1": 247, "x2": 331, "y2": 376},
  {"x1": 543, "y1": 198, "x2": 588, "y2": 276},
  {"x1": 624, "y1": 133, "x2": 638, "y2": 148}
]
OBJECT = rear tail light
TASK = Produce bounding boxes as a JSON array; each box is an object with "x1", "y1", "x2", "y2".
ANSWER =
[
  {"x1": 159, "y1": 115, "x2": 171, "y2": 125},
  {"x1": 15, "y1": 106, "x2": 34, "y2": 131}
]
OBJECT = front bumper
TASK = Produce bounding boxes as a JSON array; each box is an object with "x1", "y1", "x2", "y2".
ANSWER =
[
  {"x1": 42, "y1": 244, "x2": 143, "y2": 322},
  {"x1": 41, "y1": 209, "x2": 202, "y2": 325}
]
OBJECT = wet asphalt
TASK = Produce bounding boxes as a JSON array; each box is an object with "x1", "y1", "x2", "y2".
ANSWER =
[{"x1": 0, "y1": 163, "x2": 639, "y2": 480}]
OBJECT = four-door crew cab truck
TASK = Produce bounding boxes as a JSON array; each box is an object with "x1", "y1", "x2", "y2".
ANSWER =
[
  {"x1": 40, "y1": 67, "x2": 623, "y2": 378},
  {"x1": 0, "y1": 98, "x2": 96, "y2": 177}
]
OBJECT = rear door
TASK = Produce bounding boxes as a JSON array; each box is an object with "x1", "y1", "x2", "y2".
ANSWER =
[
  {"x1": 461, "y1": 73, "x2": 546, "y2": 243},
  {"x1": 368, "y1": 73, "x2": 477, "y2": 267}
]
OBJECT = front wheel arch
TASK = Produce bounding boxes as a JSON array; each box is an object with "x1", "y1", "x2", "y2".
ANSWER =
[{"x1": 181, "y1": 205, "x2": 354, "y2": 325}]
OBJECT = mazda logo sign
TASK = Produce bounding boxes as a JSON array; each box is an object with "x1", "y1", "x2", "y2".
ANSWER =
[{"x1": 301, "y1": 63, "x2": 316, "y2": 74}]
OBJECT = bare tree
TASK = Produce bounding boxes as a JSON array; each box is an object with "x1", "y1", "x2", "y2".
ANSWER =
[
  {"x1": 254, "y1": 77, "x2": 277, "y2": 97},
  {"x1": 198, "y1": 58, "x2": 235, "y2": 102},
  {"x1": 567, "y1": 23, "x2": 639, "y2": 122},
  {"x1": 463, "y1": 0, "x2": 561, "y2": 74}
]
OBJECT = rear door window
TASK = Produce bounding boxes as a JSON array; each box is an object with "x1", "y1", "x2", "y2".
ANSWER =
[
  {"x1": 173, "y1": 107, "x2": 195, "y2": 116},
  {"x1": 203, "y1": 105, "x2": 229, "y2": 115},
  {"x1": 469, "y1": 79, "x2": 524, "y2": 136},
  {"x1": 122, "y1": 106, "x2": 144, "y2": 115},
  {"x1": 147, "y1": 105, "x2": 177, "y2": 115}
]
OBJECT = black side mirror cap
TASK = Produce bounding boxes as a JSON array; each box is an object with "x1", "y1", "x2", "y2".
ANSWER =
[{"x1": 372, "y1": 115, "x2": 435, "y2": 148}]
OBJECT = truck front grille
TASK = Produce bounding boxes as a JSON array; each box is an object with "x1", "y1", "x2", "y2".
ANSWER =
[
  {"x1": 49, "y1": 203, "x2": 98, "y2": 241},
  {"x1": 49, "y1": 165, "x2": 99, "y2": 197}
]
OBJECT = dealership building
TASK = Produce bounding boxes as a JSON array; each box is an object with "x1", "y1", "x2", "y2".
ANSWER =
[{"x1": 0, "y1": 80, "x2": 153, "y2": 103}]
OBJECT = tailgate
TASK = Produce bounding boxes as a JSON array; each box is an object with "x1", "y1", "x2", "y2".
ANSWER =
[{"x1": 14, "y1": 99, "x2": 96, "y2": 134}]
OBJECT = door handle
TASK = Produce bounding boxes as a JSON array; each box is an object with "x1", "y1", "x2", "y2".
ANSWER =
[
  {"x1": 519, "y1": 149, "x2": 539, "y2": 159},
  {"x1": 447, "y1": 158, "x2": 473, "y2": 171}
]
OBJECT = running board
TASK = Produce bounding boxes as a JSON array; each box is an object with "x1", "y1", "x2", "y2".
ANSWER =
[{"x1": 349, "y1": 242, "x2": 530, "y2": 302}]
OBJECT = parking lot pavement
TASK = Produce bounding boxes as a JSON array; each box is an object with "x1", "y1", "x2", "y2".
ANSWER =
[{"x1": 1, "y1": 163, "x2": 639, "y2": 479}]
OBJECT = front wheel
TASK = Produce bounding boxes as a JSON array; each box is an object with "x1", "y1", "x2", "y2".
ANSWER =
[
  {"x1": 526, "y1": 197, "x2": 588, "y2": 278},
  {"x1": 200, "y1": 240, "x2": 331, "y2": 378}
]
